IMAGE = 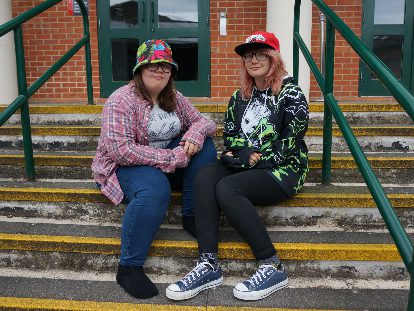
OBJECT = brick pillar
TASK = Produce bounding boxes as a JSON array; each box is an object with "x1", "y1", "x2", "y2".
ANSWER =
[
  {"x1": 267, "y1": 0, "x2": 312, "y2": 100},
  {"x1": 0, "y1": 0, "x2": 18, "y2": 105}
]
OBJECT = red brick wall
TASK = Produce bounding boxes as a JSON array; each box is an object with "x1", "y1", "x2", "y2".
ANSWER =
[
  {"x1": 210, "y1": 0, "x2": 267, "y2": 102},
  {"x1": 12, "y1": 0, "x2": 100, "y2": 103},
  {"x1": 310, "y1": 0, "x2": 362, "y2": 100}
]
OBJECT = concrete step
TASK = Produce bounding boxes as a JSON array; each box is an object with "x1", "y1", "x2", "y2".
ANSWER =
[
  {"x1": 1, "y1": 125, "x2": 413, "y2": 137},
  {"x1": 0, "y1": 181, "x2": 413, "y2": 230},
  {"x1": 0, "y1": 277, "x2": 408, "y2": 310},
  {"x1": 1, "y1": 125, "x2": 413, "y2": 152},
  {"x1": 0, "y1": 180, "x2": 412, "y2": 206},
  {"x1": 0, "y1": 220, "x2": 410, "y2": 279},
  {"x1": 1, "y1": 103, "x2": 412, "y2": 125},
  {"x1": 1, "y1": 151, "x2": 413, "y2": 183}
]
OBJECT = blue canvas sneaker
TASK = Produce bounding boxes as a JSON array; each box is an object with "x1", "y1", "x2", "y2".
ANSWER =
[
  {"x1": 233, "y1": 263, "x2": 288, "y2": 300},
  {"x1": 166, "y1": 261, "x2": 223, "y2": 300}
]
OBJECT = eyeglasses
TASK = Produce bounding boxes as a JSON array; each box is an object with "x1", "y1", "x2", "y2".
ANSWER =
[
  {"x1": 146, "y1": 63, "x2": 173, "y2": 73},
  {"x1": 242, "y1": 52, "x2": 268, "y2": 62}
]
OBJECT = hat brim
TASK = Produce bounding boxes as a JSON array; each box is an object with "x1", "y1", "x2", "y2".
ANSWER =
[
  {"x1": 133, "y1": 59, "x2": 178, "y2": 75},
  {"x1": 234, "y1": 42, "x2": 275, "y2": 56}
]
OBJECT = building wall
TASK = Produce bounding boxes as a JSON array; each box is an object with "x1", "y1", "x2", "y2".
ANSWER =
[
  {"x1": 210, "y1": 0, "x2": 267, "y2": 101},
  {"x1": 11, "y1": 0, "x2": 388, "y2": 103},
  {"x1": 11, "y1": 0, "x2": 99, "y2": 103},
  {"x1": 310, "y1": 0, "x2": 362, "y2": 100},
  {"x1": 11, "y1": 0, "x2": 266, "y2": 103}
]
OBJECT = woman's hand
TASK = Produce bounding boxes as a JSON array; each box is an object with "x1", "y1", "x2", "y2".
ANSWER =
[
  {"x1": 225, "y1": 150, "x2": 261, "y2": 166},
  {"x1": 249, "y1": 152, "x2": 261, "y2": 166},
  {"x1": 180, "y1": 140, "x2": 200, "y2": 157}
]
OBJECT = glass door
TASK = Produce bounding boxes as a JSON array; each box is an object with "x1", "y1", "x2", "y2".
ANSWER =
[
  {"x1": 359, "y1": 0, "x2": 414, "y2": 96},
  {"x1": 97, "y1": 0, "x2": 210, "y2": 97}
]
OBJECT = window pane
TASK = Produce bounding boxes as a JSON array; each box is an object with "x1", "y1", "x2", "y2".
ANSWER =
[
  {"x1": 374, "y1": 0, "x2": 405, "y2": 24},
  {"x1": 158, "y1": 0, "x2": 198, "y2": 28},
  {"x1": 168, "y1": 38, "x2": 198, "y2": 81},
  {"x1": 371, "y1": 35, "x2": 403, "y2": 79},
  {"x1": 111, "y1": 39, "x2": 140, "y2": 81},
  {"x1": 110, "y1": 0, "x2": 138, "y2": 28}
]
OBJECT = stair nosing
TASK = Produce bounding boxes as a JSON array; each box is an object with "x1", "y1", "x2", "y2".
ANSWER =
[{"x1": 0, "y1": 232, "x2": 401, "y2": 261}]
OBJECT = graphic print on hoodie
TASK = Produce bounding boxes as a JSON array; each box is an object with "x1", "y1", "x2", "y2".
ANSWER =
[{"x1": 241, "y1": 91, "x2": 272, "y2": 149}]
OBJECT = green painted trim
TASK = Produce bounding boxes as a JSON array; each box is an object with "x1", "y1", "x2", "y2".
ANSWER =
[
  {"x1": 97, "y1": 0, "x2": 210, "y2": 97},
  {"x1": 359, "y1": 0, "x2": 414, "y2": 96}
]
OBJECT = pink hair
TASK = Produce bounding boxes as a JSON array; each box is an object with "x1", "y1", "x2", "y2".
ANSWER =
[{"x1": 240, "y1": 48, "x2": 287, "y2": 100}]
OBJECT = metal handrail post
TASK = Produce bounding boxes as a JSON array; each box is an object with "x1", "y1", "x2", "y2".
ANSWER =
[
  {"x1": 14, "y1": 26, "x2": 35, "y2": 180},
  {"x1": 408, "y1": 251, "x2": 414, "y2": 310},
  {"x1": 293, "y1": 0, "x2": 302, "y2": 82},
  {"x1": 76, "y1": 0, "x2": 94, "y2": 105},
  {"x1": 321, "y1": 21, "x2": 334, "y2": 185}
]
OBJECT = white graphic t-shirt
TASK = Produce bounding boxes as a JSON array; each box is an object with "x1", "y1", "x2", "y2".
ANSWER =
[{"x1": 147, "y1": 103, "x2": 181, "y2": 148}]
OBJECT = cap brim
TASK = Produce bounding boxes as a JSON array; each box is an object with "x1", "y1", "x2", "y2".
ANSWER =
[{"x1": 234, "y1": 42, "x2": 274, "y2": 55}]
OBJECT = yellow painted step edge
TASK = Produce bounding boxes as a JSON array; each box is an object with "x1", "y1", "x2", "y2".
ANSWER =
[
  {"x1": 0, "y1": 233, "x2": 401, "y2": 261},
  {"x1": 0, "y1": 297, "x2": 347, "y2": 311},
  {"x1": 1, "y1": 154, "x2": 413, "y2": 169},
  {"x1": 0, "y1": 102, "x2": 405, "y2": 113},
  {"x1": 0, "y1": 188, "x2": 413, "y2": 208},
  {"x1": 1, "y1": 126, "x2": 414, "y2": 137}
]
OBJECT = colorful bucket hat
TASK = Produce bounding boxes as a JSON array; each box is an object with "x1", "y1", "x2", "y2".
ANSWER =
[
  {"x1": 132, "y1": 39, "x2": 178, "y2": 75},
  {"x1": 235, "y1": 31, "x2": 280, "y2": 55}
]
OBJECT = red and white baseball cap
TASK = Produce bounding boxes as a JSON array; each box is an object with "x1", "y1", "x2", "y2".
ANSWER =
[{"x1": 235, "y1": 31, "x2": 280, "y2": 55}]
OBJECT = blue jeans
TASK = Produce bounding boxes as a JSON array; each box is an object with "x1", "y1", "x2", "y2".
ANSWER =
[{"x1": 115, "y1": 137, "x2": 216, "y2": 266}]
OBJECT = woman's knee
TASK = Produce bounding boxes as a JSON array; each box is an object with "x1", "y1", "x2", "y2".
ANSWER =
[
  {"x1": 120, "y1": 167, "x2": 171, "y2": 206},
  {"x1": 126, "y1": 184, "x2": 171, "y2": 222},
  {"x1": 215, "y1": 177, "x2": 239, "y2": 209}
]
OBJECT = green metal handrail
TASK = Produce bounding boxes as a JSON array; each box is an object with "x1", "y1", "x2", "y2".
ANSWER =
[
  {"x1": 293, "y1": 1, "x2": 414, "y2": 309},
  {"x1": 0, "y1": 0, "x2": 93, "y2": 180}
]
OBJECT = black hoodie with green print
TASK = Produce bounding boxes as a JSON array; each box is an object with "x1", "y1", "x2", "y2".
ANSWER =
[{"x1": 221, "y1": 77, "x2": 309, "y2": 196}]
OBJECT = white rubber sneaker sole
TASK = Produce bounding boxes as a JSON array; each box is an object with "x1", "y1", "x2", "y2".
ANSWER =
[
  {"x1": 233, "y1": 277, "x2": 288, "y2": 301},
  {"x1": 166, "y1": 276, "x2": 223, "y2": 301}
]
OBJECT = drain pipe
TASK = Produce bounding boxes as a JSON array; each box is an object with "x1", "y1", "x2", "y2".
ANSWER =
[{"x1": 316, "y1": 11, "x2": 326, "y2": 101}]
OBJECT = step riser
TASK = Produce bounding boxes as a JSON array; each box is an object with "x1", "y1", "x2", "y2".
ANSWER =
[
  {"x1": 1, "y1": 202, "x2": 413, "y2": 230},
  {"x1": 0, "y1": 250, "x2": 408, "y2": 281},
  {"x1": 4, "y1": 112, "x2": 413, "y2": 126},
  {"x1": 2, "y1": 165, "x2": 413, "y2": 184},
  {"x1": 1, "y1": 136, "x2": 413, "y2": 152},
  {"x1": 305, "y1": 137, "x2": 413, "y2": 153}
]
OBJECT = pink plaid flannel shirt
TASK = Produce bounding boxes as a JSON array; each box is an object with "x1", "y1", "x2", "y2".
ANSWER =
[{"x1": 92, "y1": 82, "x2": 216, "y2": 204}]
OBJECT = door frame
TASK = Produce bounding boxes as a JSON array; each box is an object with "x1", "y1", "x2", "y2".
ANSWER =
[
  {"x1": 359, "y1": 0, "x2": 414, "y2": 96},
  {"x1": 97, "y1": 0, "x2": 210, "y2": 98}
]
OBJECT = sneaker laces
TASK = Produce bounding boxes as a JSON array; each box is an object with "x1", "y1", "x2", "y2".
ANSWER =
[
  {"x1": 181, "y1": 261, "x2": 214, "y2": 287},
  {"x1": 246, "y1": 264, "x2": 275, "y2": 287}
]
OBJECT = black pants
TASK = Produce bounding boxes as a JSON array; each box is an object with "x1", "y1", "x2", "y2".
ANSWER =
[{"x1": 194, "y1": 161, "x2": 291, "y2": 261}]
